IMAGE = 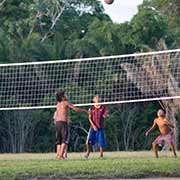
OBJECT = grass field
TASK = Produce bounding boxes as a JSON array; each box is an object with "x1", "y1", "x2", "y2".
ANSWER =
[{"x1": 0, "y1": 151, "x2": 180, "y2": 180}]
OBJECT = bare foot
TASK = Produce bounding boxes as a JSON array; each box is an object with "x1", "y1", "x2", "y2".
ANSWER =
[
  {"x1": 57, "y1": 155, "x2": 64, "y2": 160},
  {"x1": 84, "y1": 154, "x2": 89, "y2": 158}
]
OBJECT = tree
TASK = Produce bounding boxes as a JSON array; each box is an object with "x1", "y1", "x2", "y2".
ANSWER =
[
  {"x1": 131, "y1": 5, "x2": 168, "y2": 49},
  {"x1": 142, "y1": 0, "x2": 180, "y2": 48},
  {"x1": 0, "y1": 110, "x2": 50, "y2": 153}
]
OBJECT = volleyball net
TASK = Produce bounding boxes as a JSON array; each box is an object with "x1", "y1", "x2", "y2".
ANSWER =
[{"x1": 0, "y1": 49, "x2": 180, "y2": 110}]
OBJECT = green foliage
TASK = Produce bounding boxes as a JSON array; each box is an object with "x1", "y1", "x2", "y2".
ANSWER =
[
  {"x1": 131, "y1": 5, "x2": 168, "y2": 49},
  {"x1": 0, "y1": 29, "x2": 9, "y2": 62},
  {"x1": 31, "y1": 109, "x2": 55, "y2": 152},
  {"x1": 142, "y1": 0, "x2": 180, "y2": 48},
  {"x1": 0, "y1": 0, "x2": 179, "y2": 153}
]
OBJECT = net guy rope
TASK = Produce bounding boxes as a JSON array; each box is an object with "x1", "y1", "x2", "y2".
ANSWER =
[{"x1": 0, "y1": 49, "x2": 180, "y2": 110}]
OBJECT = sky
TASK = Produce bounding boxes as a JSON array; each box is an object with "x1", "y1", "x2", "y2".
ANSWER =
[{"x1": 101, "y1": 0, "x2": 144, "y2": 23}]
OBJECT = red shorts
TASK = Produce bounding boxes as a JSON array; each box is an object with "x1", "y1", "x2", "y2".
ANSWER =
[{"x1": 153, "y1": 131, "x2": 174, "y2": 145}]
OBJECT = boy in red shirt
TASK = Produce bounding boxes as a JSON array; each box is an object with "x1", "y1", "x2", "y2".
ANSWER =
[{"x1": 85, "y1": 95, "x2": 108, "y2": 158}]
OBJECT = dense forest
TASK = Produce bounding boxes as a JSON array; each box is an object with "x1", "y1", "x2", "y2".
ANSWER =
[{"x1": 0, "y1": 0, "x2": 179, "y2": 153}]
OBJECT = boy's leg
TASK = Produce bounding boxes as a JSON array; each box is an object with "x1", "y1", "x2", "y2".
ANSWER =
[
  {"x1": 85, "y1": 128, "x2": 96, "y2": 158},
  {"x1": 99, "y1": 147, "x2": 103, "y2": 157},
  {"x1": 58, "y1": 143, "x2": 66, "y2": 159},
  {"x1": 98, "y1": 128, "x2": 106, "y2": 157},
  {"x1": 85, "y1": 142, "x2": 91, "y2": 158},
  {"x1": 169, "y1": 143, "x2": 177, "y2": 158},
  {"x1": 64, "y1": 126, "x2": 70, "y2": 158},
  {"x1": 152, "y1": 135, "x2": 163, "y2": 158},
  {"x1": 56, "y1": 144, "x2": 61, "y2": 158},
  {"x1": 166, "y1": 132, "x2": 177, "y2": 158},
  {"x1": 55, "y1": 122, "x2": 61, "y2": 159},
  {"x1": 152, "y1": 142, "x2": 158, "y2": 158},
  {"x1": 57, "y1": 122, "x2": 68, "y2": 160},
  {"x1": 63, "y1": 145, "x2": 68, "y2": 158}
]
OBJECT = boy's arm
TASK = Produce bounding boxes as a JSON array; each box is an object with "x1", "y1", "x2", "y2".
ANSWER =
[
  {"x1": 66, "y1": 101, "x2": 88, "y2": 114},
  {"x1": 88, "y1": 113, "x2": 97, "y2": 131},
  {"x1": 145, "y1": 119, "x2": 157, "y2": 136},
  {"x1": 103, "y1": 106, "x2": 108, "y2": 118},
  {"x1": 53, "y1": 111, "x2": 57, "y2": 124}
]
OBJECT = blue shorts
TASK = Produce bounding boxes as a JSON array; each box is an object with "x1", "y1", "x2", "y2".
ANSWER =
[{"x1": 86, "y1": 128, "x2": 106, "y2": 148}]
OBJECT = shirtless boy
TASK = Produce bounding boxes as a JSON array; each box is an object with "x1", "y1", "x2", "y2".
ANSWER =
[
  {"x1": 54, "y1": 91, "x2": 88, "y2": 160},
  {"x1": 145, "y1": 109, "x2": 177, "y2": 158}
]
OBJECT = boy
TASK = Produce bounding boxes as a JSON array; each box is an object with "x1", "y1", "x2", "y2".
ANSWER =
[
  {"x1": 63, "y1": 116, "x2": 71, "y2": 158},
  {"x1": 145, "y1": 109, "x2": 177, "y2": 158},
  {"x1": 54, "y1": 91, "x2": 88, "y2": 160},
  {"x1": 53, "y1": 112, "x2": 71, "y2": 159},
  {"x1": 85, "y1": 95, "x2": 108, "y2": 158}
]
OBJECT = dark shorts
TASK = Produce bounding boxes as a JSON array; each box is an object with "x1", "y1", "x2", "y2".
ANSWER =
[
  {"x1": 55, "y1": 121, "x2": 69, "y2": 145},
  {"x1": 86, "y1": 128, "x2": 106, "y2": 148}
]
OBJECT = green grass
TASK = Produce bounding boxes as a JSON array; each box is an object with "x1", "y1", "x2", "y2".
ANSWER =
[{"x1": 0, "y1": 151, "x2": 180, "y2": 180}]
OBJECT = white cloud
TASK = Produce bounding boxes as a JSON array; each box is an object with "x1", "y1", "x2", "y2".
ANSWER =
[{"x1": 101, "y1": 0, "x2": 143, "y2": 23}]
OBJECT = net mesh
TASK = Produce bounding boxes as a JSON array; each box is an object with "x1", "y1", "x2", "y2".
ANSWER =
[{"x1": 0, "y1": 49, "x2": 180, "y2": 110}]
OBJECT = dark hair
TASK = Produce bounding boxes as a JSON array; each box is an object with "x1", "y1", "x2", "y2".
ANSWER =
[
  {"x1": 94, "y1": 95, "x2": 101, "y2": 101},
  {"x1": 56, "y1": 91, "x2": 65, "y2": 102},
  {"x1": 158, "y1": 109, "x2": 165, "y2": 117}
]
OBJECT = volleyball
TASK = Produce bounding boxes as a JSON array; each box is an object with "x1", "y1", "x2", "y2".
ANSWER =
[{"x1": 104, "y1": 0, "x2": 114, "y2": 5}]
